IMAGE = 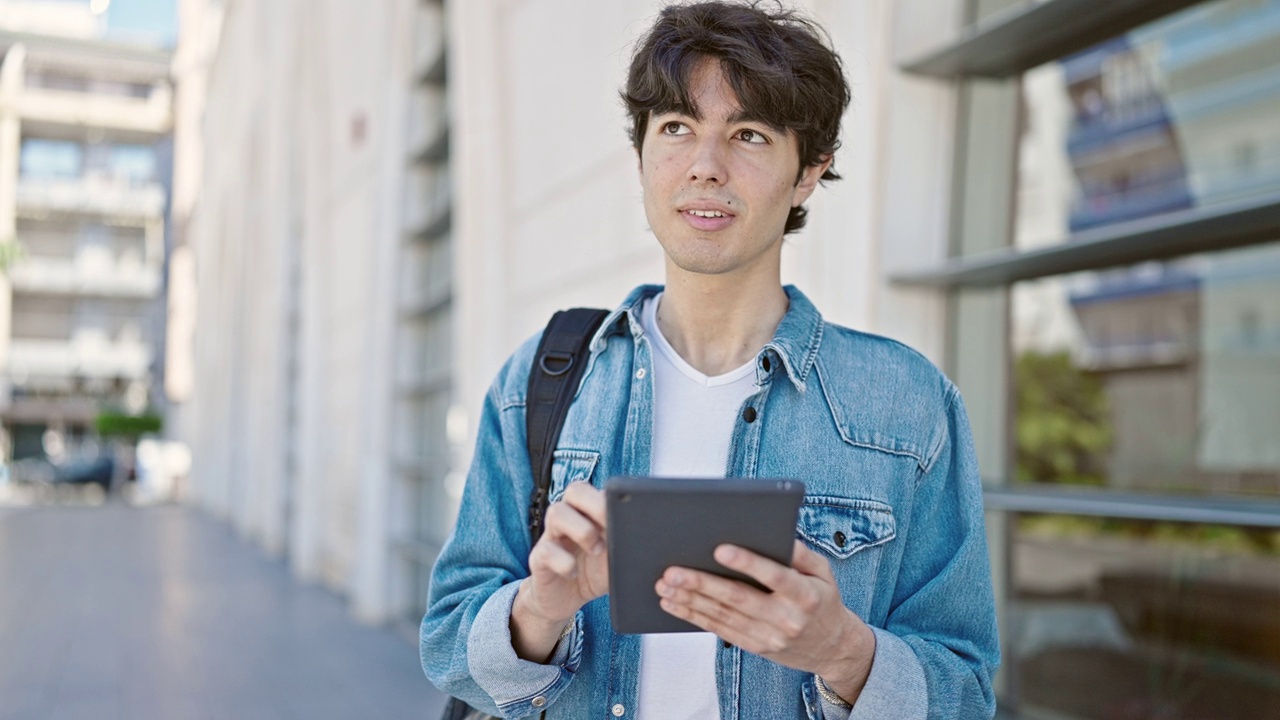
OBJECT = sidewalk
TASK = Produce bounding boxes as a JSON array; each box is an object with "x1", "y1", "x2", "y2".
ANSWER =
[{"x1": 0, "y1": 502, "x2": 446, "y2": 720}]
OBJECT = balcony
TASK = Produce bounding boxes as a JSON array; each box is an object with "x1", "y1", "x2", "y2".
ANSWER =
[
  {"x1": 7, "y1": 334, "x2": 152, "y2": 382},
  {"x1": 415, "y1": 2, "x2": 446, "y2": 84},
  {"x1": 7, "y1": 255, "x2": 162, "y2": 298},
  {"x1": 407, "y1": 86, "x2": 447, "y2": 162},
  {"x1": 403, "y1": 164, "x2": 451, "y2": 240},
  {"x1": 15, "y1": 177, "x2": 166, "y2": 219},
  {"x1": 12, "y1": 83, "x2": 173, "y2": 136}
]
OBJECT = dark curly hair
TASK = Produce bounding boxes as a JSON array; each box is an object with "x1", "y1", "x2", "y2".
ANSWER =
[{"x1": 622, "y1": 1, "x2": 851, "y2": 234}]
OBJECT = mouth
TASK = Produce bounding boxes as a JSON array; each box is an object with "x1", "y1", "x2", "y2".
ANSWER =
[{"x1": 678, "y1": 204, "x2": 737, "y2": 231}]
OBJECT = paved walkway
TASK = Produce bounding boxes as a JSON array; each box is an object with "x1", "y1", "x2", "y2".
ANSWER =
[{"x1": 0, "y1": 502, "x2": 446, "y2": 720}]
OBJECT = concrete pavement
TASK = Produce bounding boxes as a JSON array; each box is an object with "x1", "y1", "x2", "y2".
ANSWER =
[{"x1": 0, "y1": 502, "x2": 447, "y2": 720}]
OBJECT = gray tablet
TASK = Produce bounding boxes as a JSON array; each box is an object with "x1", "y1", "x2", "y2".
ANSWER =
[{"x1": 604, "y1": 476, "x2": 805, "y2": 634}]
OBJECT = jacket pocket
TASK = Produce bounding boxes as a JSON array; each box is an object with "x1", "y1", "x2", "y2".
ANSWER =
[
  {"x1": 797, "y1": 495, "x2": 896, "y2": 559},
  {"x1": 798, "y1": 496, "x2": 896, "y2": 617},
  {"x1": 548, "y1": 449, "x2": 601, "y2": 503}
]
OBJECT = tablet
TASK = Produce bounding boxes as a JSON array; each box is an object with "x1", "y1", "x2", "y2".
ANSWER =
[{"x1": 604, "y1": 475, "x2": 805, "y2": 634}]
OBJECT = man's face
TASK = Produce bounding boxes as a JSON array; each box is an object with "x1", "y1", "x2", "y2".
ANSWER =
[{"x1": 638, "y1": 60, "x2": 828, "y2": 279}]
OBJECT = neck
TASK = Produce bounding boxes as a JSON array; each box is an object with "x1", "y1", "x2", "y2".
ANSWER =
[{"x1": 656, "y1": 259, "x2": 789, "y2": 377}]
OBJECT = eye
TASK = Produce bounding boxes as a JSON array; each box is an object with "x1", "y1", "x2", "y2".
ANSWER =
[
  {"x1": 736, "y1": 128, "x2": 769, "y2": 145},
  {"x1": 661, "y1": 121, "x2": 690, "y2": 136}
]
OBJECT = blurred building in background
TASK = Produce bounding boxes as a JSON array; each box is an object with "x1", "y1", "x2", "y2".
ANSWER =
[
  {"x1": 168, "y1": 0, "x2": 1280, "y2": 716},
  {"x1": 167, "y1": 0, "x2": 452, "y2": 624},
  {"x1": 0, "y1": 0, "x2": 171, "y2": 477}
]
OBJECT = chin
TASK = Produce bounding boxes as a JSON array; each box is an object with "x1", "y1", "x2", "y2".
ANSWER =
[{"x1": 666, "y1": 250, "x2": 743, "y2": 277}]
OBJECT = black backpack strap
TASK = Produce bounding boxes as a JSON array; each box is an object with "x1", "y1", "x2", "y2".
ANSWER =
[{"x1": 526, "y1": 308, "x2": 611, "y2": 543}]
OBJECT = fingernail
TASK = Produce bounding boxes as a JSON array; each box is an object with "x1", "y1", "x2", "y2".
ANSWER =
[
  {"x1": 655, "y1": 581, "x2": 669, "y2": 597},
  {"x1": 717, "y1": 546, "x2": 738, "y2": 563},
  {"x1": 667, "y1": 570, "x2": 683, "y2": 586},
  {"x1": 592, "y1": 541, "x2": 605, "y2": 555}
]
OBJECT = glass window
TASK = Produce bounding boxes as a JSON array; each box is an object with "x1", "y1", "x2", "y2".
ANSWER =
[
  {"x1": 19, "y1": 139, "x2": 81, "y2": 180},
  {"x1": 974, "y1": 0, "x2": 1280, "y2": 714},
  {"x1": 109, "y1": 145, "x2": 158, "y2": 184},
  {"x1": 1011, "y1": 513, "x2": 1280, "y2": 718},
  {"x1": 83, "y1": 142, "x2": 158, "y2": 184},
  {"x1": 1012, "y1": 244, "x2": 1280, "y2": 499},
  {"x1": 1015, "y1": 0, "x2": 1280, "y2": 249}
]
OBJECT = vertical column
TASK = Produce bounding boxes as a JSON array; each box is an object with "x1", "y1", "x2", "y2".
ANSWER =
[
  {"x1": 945, "y1": 0, "x2": 1023, "y2": 706},
  {"x1": 386, "y1": 0, "x2": 456, "y2": 626},
  {"x1": 0, "y1": 45, "x2": 26, "y2": 410}
]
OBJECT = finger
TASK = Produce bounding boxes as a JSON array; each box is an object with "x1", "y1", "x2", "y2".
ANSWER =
[
  {"x1": 657, "y1": 592, "x2": 781, "y2": 657},
  {"x1": 790, "y1": 540, "x2": 835, "y2": 580},
  {"x1": 530, "y1": 538, "x2": 579, "y2": 579},
  {"x1": 561, "y1": 482, "x2": 607, "y2": 528},
  {"x1": 544, "y1": 502, "x2": 605, "y2": 554},
  {"x1": 713, "y1": 544, "x2": 801, "y2": 594},
  {"x1": 658, "y1": 589, "x2": 751, "y2": 634},
  {"x1": 658, "y1": 567, "x2": 788, "y2": 628}
]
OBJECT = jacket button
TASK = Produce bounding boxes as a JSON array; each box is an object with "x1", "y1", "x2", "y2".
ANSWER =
[
  {"x1": 833, "y1": 531, "x2": 847, "y2": 548},
  {"x1": 742, "y1": 406, "x2": 757, "y2": 423},
  {"x1": 635, "y1": 368, "x2": 646, "y2": 380},
  {"x1": 612, "y1": 703, "x2": 626, "y2": 716},
  {"x1": 532, "y1": 695, "x2": 547, "y2": 708}
]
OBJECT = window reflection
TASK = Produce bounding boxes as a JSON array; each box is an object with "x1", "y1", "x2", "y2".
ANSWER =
[
  {"x1": 1013, "y1": 514, "x2": 1280, "y2": 719},
  {"x1": 1017, "y1": 0, "x2": 1280, "y2": 249},
  {"x1": 1013, "y1": 245, "x2": 1280, "y2": 498}
]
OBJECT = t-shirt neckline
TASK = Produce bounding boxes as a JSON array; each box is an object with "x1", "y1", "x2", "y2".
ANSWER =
[{"x1": 643, "y1": 293, "x2": 758, "y2": 388}]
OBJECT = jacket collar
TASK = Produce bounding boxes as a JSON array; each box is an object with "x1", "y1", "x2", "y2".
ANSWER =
[{"x1": 591, "y1": 283, "x2": 824, "y2": 392}]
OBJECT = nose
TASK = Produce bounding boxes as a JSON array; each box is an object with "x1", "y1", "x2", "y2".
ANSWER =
[{"x1": 687, "y1": 136, "x2": 727, "y2": 185}]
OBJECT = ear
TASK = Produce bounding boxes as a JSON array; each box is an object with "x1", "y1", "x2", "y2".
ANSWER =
[{"x1": 792, "y1": 155, "x2": 833, "y2": 207}]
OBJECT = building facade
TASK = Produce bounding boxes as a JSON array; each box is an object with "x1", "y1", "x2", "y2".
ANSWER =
[
  {"x1": 171, "y1": 0, "x2": 451, "y2": 625},
  {"x1": 0, "y1": 1, "x2": 172, "y2": 471}
]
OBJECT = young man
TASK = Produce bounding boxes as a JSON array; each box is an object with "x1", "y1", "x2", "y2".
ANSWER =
[{"x1": 421, "y1": 3, "x2": 1000, "y2": 718}]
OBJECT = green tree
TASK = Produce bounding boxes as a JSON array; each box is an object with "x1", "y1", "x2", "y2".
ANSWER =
[
  {"x1": 0, "y1": 237, "x2": 24, "y2": 272},
  {"x1": 1015, "y1": 350, "x2": 1112, "y2": 485}
]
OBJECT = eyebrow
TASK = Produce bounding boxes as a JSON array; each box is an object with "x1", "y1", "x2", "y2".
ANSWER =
[
  {"x1": 727, "y1": 109, "x2": 787, "y2": 134},
  {"x1": 656, "y1": 106, "x2": 783, "y2": 132}
]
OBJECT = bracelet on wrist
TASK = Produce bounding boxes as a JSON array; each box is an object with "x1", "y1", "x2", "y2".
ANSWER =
[{"x1": 815, "y1": 675, "x2": 853, "y2": 710}]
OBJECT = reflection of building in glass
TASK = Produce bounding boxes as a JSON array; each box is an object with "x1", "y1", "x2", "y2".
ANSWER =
[
  {"x1": 1158, "y1": 0, "x2": 1280, "y2": 205},
  {"x1": 0, "y1": 2, "x2": 172, "y2": 461},
  {"x1": 1026, "y1": 0, "x2": 1280, "y2": 498},
  {"x1": 1060, "y1": 0, "x2": 1280, "y2": 230},
  {"x1": 1061, "y1": 37, "x2": 1193, "y2": 231},
  {"x1": 1198, "y1": 245, "x2": 1280, "y2": 490},
  {"x1": 1063, "y1": 248, "x2": 1280, "y2": 498},
  {"x1": 1067, "y1": 266, "x2": 1202, "y2": 492}
]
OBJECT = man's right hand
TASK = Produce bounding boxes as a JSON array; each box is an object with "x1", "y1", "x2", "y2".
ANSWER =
[{"x1": 510, "y1": 482, "x2": 609, "y2": 662}]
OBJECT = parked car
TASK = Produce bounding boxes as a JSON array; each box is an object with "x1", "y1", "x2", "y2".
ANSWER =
[{"x1": 54, "y1": 455, "x2": 115, "y2": 490}]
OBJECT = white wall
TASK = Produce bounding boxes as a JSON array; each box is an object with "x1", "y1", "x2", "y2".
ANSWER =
[{"x1": 178, "y1": 0, "x2": 421, "y2": 623}]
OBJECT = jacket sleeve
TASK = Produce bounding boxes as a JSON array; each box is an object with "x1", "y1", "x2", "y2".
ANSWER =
[
  {"x1": 419, "y1": 355, "x2": 587, "y2": 718},
  {"x1": 847, "y1": 385, "x2": 1001, "y2": 720}
]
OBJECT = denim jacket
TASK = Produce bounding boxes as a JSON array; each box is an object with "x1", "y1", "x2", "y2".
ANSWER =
[{"x1": 421, "y1": 285, "x2": 1000, "y2": 720}]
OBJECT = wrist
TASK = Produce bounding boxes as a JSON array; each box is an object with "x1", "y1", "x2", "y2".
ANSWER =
[
  {"x1": 510, "y1": 582, "x2": 571, "y2": 664},
  {"x1": 817, "y1": 611, "x2": 876, "y2": 705},
  {"x1": 513, "y1": 580, "x2": 575, "y2": 631}
]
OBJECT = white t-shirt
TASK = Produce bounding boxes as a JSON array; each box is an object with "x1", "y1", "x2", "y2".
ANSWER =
[{"x1": 634, "y1": 293, "x2": 759, "y2": 720}]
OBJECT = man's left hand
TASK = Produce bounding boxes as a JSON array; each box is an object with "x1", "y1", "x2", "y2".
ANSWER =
[{"x1": 655, "y1": 539, "x2": 876, "y2": 706}]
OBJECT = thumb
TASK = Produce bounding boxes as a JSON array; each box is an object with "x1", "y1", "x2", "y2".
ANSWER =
[{"x1": 790, "y1": 539, "x2": 834, "y2": 579}]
